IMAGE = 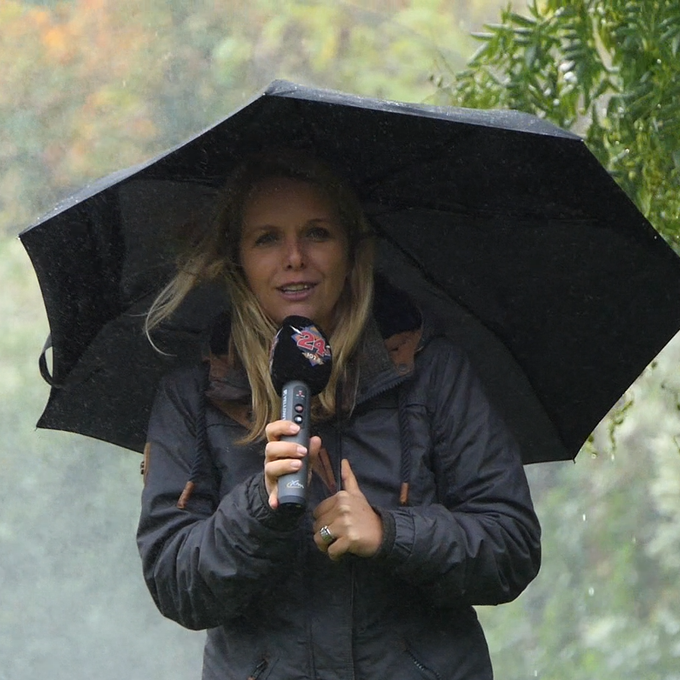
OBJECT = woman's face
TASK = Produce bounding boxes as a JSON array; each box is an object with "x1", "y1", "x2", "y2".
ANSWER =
[{"x1": 239, "y1": 177, "x2": 350, "y2": 332}]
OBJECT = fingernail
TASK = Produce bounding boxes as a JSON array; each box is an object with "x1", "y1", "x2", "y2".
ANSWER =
[
  {"x1": 291, "y1": 460, "x2": 302, "y2": 469},
  {"x1": 296, "y1": 446, "x2": 307, "y2": 455}
]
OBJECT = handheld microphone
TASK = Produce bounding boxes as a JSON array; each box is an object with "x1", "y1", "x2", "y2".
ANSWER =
[{"x1": 269, "y1": 316, "x2": 333, "y2": 509}]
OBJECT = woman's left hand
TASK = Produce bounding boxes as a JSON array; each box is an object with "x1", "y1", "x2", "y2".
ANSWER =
[{"x1": 312, "y1": 459, "x2": 383, "y2": 560}]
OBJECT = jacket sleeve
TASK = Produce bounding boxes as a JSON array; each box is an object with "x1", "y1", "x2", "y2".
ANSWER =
[
  {"x1": 376, "y1": 339, "x2": 541, "y2": 607},
  {"x1": 136, "y1": 369, "x2": 301, "y2": 630}
]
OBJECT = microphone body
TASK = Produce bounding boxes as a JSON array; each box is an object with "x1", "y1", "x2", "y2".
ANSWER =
[
  {"x1": 270, "y1": 316, "x2": 333, "y2": 510},
  {"x1": 277, "y1": 380, "x2": 312, "y2": 507}
]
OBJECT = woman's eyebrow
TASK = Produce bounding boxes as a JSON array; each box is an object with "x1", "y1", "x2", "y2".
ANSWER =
[{"x1": 246, "y1": 217, "x2": 334, "y2": 232}]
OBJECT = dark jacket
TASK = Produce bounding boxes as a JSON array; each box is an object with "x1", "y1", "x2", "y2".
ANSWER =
[{"x1": 137, "y1": 305, "x2": 541, "y2": 680}]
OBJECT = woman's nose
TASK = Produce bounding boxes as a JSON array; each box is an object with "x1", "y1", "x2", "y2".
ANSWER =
[{"x1": 284, "y1": 237, "x2": 305, "y2": 269}]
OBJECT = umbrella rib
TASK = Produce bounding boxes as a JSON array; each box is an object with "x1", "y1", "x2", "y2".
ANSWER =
[
  {"x1": 373, "y1": 222, "x2": 532, "y2": 376},
  {"x1": 372, "y1": 221, "x2": 476, "y2": 318}
]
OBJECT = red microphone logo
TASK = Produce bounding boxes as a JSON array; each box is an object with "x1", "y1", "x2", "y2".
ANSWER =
[{"x1": 291, "y1": 323, "x2": 331, "y2": 367}]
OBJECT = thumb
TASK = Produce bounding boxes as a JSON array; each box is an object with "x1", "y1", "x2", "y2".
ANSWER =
[{"x1": 341, "y1": 459, "x2": 362, "y2": 495}]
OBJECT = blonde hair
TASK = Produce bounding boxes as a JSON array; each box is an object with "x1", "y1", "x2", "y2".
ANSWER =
[{"x1": 146, "y1": 150, "x2": 375, "y2": 441}]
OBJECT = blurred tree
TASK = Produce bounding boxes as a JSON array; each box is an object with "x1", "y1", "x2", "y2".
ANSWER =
[
  {"x1": 9, "y1": 1, "x2": 679, "y2": 678},
  {"x1": 474, "y1": 347, "x2": 680, "y2": 680},
  {"x1": 0, "y1": 2, "x2": 505, "y2": 678},
  {"x1": 434, "y1": 0, "x2": 680, "y2": 250},
  {"x1": 0, "y1": 0, "x2": 478, "y2": 237}
]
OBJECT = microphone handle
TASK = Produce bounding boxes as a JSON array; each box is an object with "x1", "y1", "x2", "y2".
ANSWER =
[{"x1": 277, "y1": 380, "x2": 311, "y2": 509}]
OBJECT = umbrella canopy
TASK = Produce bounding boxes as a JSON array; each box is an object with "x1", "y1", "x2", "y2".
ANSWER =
[{"x1": 19, "y1": 80, "x2": 680, "y2": 463}]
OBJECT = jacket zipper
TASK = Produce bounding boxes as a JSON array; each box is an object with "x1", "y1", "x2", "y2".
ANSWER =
[
  {"x1": 348, "y1": 561, "x2": 357, "y2": 680},
  {"x1": 301, "y1": 536, "x2": 318, "y2": 679},
  {"x1": 406, "y1": 649, "x2": 442, "y2": 680},
  {"x1": 247, "y1": 656, "x2": 268, "y2": 680}
]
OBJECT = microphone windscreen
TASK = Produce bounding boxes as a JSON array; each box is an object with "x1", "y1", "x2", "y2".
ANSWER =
[{"x1": 270, "y1": 316, "x2": 333, "y2": 396}]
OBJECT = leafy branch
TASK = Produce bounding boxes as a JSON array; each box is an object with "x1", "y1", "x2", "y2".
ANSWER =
[{"x1": 434, "y1": 0, "x2": 680, "y2": 251}]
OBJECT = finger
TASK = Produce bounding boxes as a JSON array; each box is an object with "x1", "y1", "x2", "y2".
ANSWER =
[
  {"x1": 313, "y1": 521, "x2": 346, "y2": 555},
  {"x1": 307, "y1": 435, "x2": 322, "y2": 464},
  {"x1": 306, "y1": 435, "x2": 323, "y2": 484},
  {"x1": 312, "y1": 507, "x2": 336, "y2": 536},
  {"x1": 341, "y1": 459, "x2": 362, "y2": 495},
  {"x1": 326, "y1": 537, "x2": 349, "y2": 561},
  {"x1": 312, "y1": 495, "x2": 337, "y2": 521},
  {"x1": 265, "y1": 420, "x2": 300, "y2": 442},
  {"x1": 265, "y1": 440, "x2": 307, "y2": 463},
  {"x1": 313, "y1": 524, "x2": 334, "y2": 553},
  {"x1": 264, "y1": 458, "x2": 304, "y2": 508},
  {"x1": 265, "y1": 458, "x2": 304, "y2": 480}
]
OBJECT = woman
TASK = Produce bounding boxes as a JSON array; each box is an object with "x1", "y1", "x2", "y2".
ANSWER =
[{"x1": 137, "y1": 150, "x2": 541, "y2": 680}]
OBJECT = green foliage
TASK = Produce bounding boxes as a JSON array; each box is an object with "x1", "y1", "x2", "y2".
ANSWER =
[
  {"x1": 475, "y1": 347, "x2": 680, "y2": 680},
  {"x1": 432, "y1": 3, "x2": 680, "y2": 676},
  {"x1": 434, "y1": 0, "x2": 680, "y2": 250}
]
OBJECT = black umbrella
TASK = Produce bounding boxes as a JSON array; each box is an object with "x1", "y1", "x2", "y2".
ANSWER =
[{"x1": 19, "y1": 80, "x2": 680, "y2": 463}]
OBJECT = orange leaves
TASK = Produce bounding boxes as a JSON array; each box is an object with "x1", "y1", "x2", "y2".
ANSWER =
[{"x1": 43, "y1": 25, "x2": 76, "y2": 64}]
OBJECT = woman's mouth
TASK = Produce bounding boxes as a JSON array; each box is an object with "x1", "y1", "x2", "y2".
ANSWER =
[
  {"x1": 278, "y1": 283, "x2": 317, "y2": 299},
  {"x1": 279, "y1": 283, "x2": 315, "y2": 292}
]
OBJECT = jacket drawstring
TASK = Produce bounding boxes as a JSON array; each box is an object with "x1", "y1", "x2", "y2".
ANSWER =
[
  {"x1": 178, "y1": 366, "x2": 413, "y2": 509},
  {"x1": 334, "y1": 376, "x2": 412, "y2": 506},
  {"x1": 397, "y1": 384, "x2": 412, "y2": 506},
  {"x1": 177, "y1": 362, "x2": 211, "y2": 509},
  {"x1": 334, "y1": 382, "x2": 344, "y2": 492}
]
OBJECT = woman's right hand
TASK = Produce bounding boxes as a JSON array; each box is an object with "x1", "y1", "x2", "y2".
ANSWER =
[{"x1": 264, "y1": 420, "x2": 321, "y2": 510}]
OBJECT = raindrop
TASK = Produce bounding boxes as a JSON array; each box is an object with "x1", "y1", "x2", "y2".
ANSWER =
[
  {"x1": 588, "y1": 587, "x2": 595, "y2": 596},
  {"x1": 582, "y1": 513, "x2": 587, "y2": 522},
  {"x1": 534, "y1": 671, "x2": 539, "y2": 677}
]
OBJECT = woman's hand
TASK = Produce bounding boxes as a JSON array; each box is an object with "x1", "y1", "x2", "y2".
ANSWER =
[
  {"x1": 264, "y1": 420, "x2": 321, "y2": 510},
  {"x1": 312, "y1": 459, "x2": 383, "y2": 560}
]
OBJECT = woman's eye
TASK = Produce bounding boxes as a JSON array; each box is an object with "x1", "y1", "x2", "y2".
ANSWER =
[
  {"x1": 254, "y1": 232, "x2": 279, "y2": 246},
  {"x1": 306, "y1": 226, "x2": 331, "y2": 240}
]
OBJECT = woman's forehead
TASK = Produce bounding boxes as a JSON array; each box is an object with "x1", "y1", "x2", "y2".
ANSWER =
[{"x1": 242, "y1": 177, "x2": 340, "y2": 223}]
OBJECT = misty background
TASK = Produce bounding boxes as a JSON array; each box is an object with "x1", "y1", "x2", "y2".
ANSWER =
[{"x1": 2, "y1": 1, "x2": 680, "y2": 678}]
